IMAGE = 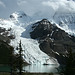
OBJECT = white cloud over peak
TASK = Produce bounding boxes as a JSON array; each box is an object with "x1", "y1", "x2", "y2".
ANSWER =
[
  {"x1": 0, "y1": 0, "x2": 75, "y2": 18},
  {"x1": 42, "y1": 0, "x2": 75, "y2": 12},
  {"x1": 17, "y1": 0, "x2": 75, "y2": 19}
]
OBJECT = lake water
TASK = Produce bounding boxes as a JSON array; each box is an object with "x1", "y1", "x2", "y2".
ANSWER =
[{"x1": 23, "y1": 64, "x2": 59, "y2": 73}]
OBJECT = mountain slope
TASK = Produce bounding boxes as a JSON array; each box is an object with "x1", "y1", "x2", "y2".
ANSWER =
[
  {"x1": 1, "y1": 10, "x2": 75, "y2": 65},
  {"x1": 53, "y1": 12, "x2": 75, "y2": 35},
  {"x1": 0, "y1": 12, "x2": 59, "y2": 65},
  {"x1": 30, "y1": 19, "x2": 75, "y2": 64}
]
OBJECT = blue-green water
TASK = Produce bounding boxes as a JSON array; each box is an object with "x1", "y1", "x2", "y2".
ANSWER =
[
  {"x1": 24, "y1": 64, "x2": 59, "y2": 73},
  {"x1": 0, "y1": 65, "x2": 11, "y2": 72}
]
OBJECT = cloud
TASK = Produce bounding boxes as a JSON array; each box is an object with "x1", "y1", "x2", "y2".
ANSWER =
[
  {"x1": 0, "y1": 0, "x2": 19, "y2": 18},
  {"x1": 16, "y1": 0, "x2": 75, "y2": 18},
  {"x1": 0, "y1": 0, "x2": 75, "y2": 18},
  {"x1": 0, "y1": 0, "x2": 5, "y2": 7},
  {"x1": 17, "y1": 0, "x2": 44, "y2": 16},
  {"x1": 42, "y1": 0, "x2": 75, "y2": 12},
  {"x1": 18, "y1": 0, "x2": 75, "y2": 13},
  {"x1": 17, "y1": 0, "x2": 27, "y2": 5}
]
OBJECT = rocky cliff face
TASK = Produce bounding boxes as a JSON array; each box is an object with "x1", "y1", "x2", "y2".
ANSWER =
[
  {"x1": 30, "y1": 19, "x2": 75, "y2": 64},
  {"x1": 30, "y1": 19, "x2": 53, "y2": 39}
]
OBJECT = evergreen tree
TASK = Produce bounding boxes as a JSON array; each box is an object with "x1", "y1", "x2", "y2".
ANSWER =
[
  {"x1": 64, "y1": 48, "x2": 74, "y2": 75},
  {"x1": 9, "y1": 40, "x2": 24, "y2": 75},
  {"x1": 18, "y1": 40, "x2": 24, "y2": 75},
  {"x1": 9, "y1": 46, "x2": 14, "y2": 75},
  {"x1": 58, "y1": 47, "x2": 75, "y2": 75}
]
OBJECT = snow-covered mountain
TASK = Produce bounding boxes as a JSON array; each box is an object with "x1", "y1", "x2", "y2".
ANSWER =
[
  {"x1": 1, "y1": 2, "x2": 75, "y2": 65},
  {"x1": 54, "y1": 12, "x2": 75, "y2": 35},
  {"x1": 10, "y1": 11, "x2": 32, "y2": 26},
  {"x1": 30, "y1": 18, "x2": 75, "y2": 64},
  {"x1": 0, "y1": 11, "x2": 59, "y2": 65}
]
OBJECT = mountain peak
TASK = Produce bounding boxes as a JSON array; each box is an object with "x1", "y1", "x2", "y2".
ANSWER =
[
  {"x1": 30, "y1": 19, "x2": 75, "y2": 64},
  {"x1": 9, "y1": 11, "x2": 31, "y2": 24},
  {"x1": 30, "y1": 19, "x2": 54, "y2": 39},
  {"x1": 10, "y1": 11, "x2": 27, "y2": 19},
  {"x1": 40, "y1": 19, "x2": 51, "y2": 25}
]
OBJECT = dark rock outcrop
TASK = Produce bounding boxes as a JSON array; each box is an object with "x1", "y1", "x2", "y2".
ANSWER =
[
  {"x1": 0, "y1": 27, "x2": 15, "y2": 43},
  {"x1": 30, "y1": 19, "x2": 53, "y2": 39},
  {"x1": 30, "y1": 19, "x2": 75, "y2": 64}
]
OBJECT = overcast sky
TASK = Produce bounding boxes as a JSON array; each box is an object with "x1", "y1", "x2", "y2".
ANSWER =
[{"x1": 0, "y1": 0, "x2": 75, "y2": 19}]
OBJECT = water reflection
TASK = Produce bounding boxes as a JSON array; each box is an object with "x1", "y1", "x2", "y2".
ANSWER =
[{"x1": 23, "y1": 64, "x2": 58, "y2": 73}]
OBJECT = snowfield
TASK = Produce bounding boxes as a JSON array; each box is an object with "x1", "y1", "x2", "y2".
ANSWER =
[{"x1": 53, "y1": 12, "x2": 75, "y2": 35}]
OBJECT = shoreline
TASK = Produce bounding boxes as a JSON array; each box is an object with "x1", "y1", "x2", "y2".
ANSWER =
[{"x1": 0, "y1": 72, "x2": 59, "y2": 75}]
